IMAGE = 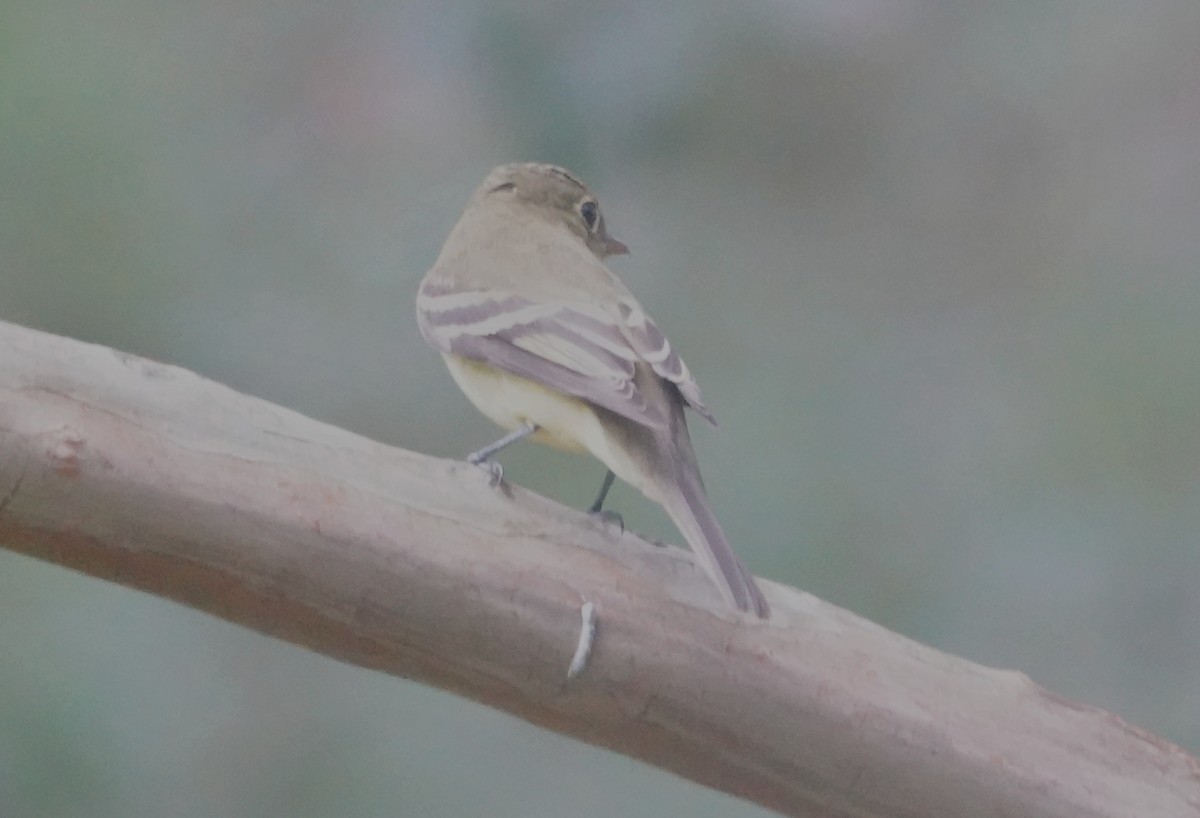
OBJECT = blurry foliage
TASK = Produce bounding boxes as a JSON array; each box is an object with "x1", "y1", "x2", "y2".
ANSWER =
[{"x1": 3, "y1": 1, "x2": 1199, "y2": 816}]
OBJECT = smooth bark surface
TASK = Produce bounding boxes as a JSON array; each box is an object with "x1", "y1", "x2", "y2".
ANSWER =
[{"x1": 1, "y1": 320, "x2": 1197, "y2": 817}]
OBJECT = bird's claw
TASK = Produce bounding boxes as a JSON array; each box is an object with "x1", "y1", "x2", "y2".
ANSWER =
[
  {"x1": 589, "y1": 508, "x2": 624, "y2": 533},
  {"x1": 467, "y1": 454, "x2": 504, "y2": 487}
]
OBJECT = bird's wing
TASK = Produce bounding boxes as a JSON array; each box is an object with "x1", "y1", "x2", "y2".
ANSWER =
[
  {"x1": 613, "y1": 297, "x2": 714, "y2": 425},
  {"x1": 417, "y1": 280, "x2": 713, "y2": 429}
]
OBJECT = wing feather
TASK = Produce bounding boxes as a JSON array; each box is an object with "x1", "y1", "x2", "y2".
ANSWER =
[
  {"x1": 418, "y1": 279, "x2": 713, "y2": 429},
  {"x1": 616, "y1": 298, "x2": 715, "y2": 424}
]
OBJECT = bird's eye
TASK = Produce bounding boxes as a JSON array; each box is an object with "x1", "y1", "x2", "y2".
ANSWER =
[{"x1": 579, "y1": 200, "x2": 599, "y2": 231}]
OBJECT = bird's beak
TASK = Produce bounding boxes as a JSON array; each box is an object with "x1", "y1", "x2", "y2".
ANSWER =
[{"x1": 602, "y1": 233, "x2": 630, "y2": 256}]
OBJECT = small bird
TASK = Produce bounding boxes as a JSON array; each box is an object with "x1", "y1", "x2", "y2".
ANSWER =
[{"x1": 417, "y1": 163, "x2": 769, "y2": 618}]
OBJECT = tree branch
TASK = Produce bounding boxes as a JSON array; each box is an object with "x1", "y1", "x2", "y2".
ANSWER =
[{"x1": 0, "y1": 320, "x2": 1196, "y2": 817}]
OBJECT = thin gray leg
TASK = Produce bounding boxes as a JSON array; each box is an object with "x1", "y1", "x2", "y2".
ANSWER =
[
  {"x1": 587, "y1": 469, "x2": 623, "y2": 531},
  {"x1": 466, "y1": 422, "x2": 538, "y2": 486},
  {"x1": 588, "y1": 469, "x2": 617, "y2": 513}
]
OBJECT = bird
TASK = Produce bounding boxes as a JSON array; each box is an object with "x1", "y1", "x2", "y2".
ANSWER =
[{"x1": 416, "y1": 162, "x2": 769, "y2": 618}]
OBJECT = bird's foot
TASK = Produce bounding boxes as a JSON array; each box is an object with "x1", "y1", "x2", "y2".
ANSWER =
[
  {"x1": 466, "y1": 452, "x2": 505, "y2": 488},
  {"x1": 589, "y1": 508, "x2": 624, "y2": 532}
]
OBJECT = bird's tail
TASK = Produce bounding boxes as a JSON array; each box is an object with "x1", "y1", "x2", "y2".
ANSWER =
[{"x1": 659, "y1": 455, "x2": 770, "y2": 619}]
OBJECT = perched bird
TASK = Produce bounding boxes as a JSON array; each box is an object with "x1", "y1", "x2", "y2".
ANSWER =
[{"x1": 417, "y1": 163, "x2": 769, "y2": 618}]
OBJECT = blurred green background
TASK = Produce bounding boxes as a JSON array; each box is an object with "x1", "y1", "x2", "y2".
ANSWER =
[{"x1": 3, "y1": 1, "x2": 1199, "y2": 816}]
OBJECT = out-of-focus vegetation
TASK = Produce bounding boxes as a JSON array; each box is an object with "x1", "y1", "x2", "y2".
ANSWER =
[{"x1": 3, "y1": 2, "x2": 1198, "y2": 816}]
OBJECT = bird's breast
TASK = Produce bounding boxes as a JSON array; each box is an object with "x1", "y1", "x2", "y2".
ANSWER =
[{"x1": 441, "y1": 354, "x2": 592, "y2": 454}]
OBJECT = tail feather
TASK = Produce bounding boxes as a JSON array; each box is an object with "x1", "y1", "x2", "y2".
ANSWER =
[
  {"x1": 662, "y1": 464, "x2": 770, "y2": 618},
  {"x1": 590, "y1": 372, "x2": 769, "y2": 618}
]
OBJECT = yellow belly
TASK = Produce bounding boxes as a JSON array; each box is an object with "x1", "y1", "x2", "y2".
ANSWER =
[
  {"x1": 442, "y1": 354, "x2": 594, "y2": 453},
  {"x1": 440, "y1": 353, "x2": 658, "y2": 500}
]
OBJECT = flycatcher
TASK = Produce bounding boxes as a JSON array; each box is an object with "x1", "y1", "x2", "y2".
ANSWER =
[{"x1": 417, "y1": 163, "x2": 769, "y2": 618}]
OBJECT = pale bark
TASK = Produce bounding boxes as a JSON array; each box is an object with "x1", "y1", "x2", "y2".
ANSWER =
[{"x1": 0, "y1": 319, "x2": 1196, "y2": 818}]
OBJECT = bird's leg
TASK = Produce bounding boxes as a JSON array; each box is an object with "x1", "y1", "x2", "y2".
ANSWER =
[
  {"x1": 588, "y1": 469, "x2": 617, "y2": 513},
  {"x1": 466, "y1": 422, "x2": 537, "y2": 486},
  {"x1": 587, "y1": 469, "x2": 624, "y2": 530}
]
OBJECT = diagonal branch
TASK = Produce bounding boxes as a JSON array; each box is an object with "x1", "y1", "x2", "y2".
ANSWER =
[{"x1": 0, "y1": 319, "x2": 1196, "y2": 818}]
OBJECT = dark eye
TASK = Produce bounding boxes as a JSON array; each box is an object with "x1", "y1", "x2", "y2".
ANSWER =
[{"x1": 579, "y1": 200, "x2": 599, "y2": 231}]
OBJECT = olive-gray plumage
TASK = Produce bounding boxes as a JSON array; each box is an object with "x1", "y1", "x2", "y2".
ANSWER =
[{"x1": 417, "y1": 163, "x2": 769, "y2": 617}]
